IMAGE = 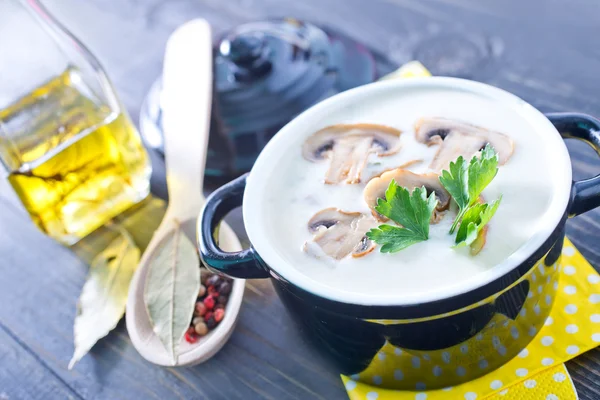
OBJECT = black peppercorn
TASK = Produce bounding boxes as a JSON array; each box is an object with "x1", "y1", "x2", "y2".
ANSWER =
[
  {"x1": 206, "y1": 317, "x2": 217, "y2": 330},
  {"x1": 201, "y1": 273, "x2": 210, "y2": 285},
  {"x1": 206, "y1": 275, "x2": 221, "y2": 287},
  {"x1": 218, "y1": 281, "x2": 231, "y2": 295}
]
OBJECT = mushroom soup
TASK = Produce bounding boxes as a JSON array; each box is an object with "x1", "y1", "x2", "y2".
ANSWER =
[{"x1": 263, "y1": 87, "x2": 555, "y2": 297}]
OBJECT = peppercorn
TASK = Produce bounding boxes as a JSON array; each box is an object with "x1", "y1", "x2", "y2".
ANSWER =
[
  {"x1": 200, "y1": 273, "x2": 210, "y2": 285},
  {"x1": 206, "y1": 275, "x2": 221, "y2": 287},
  {"x1": 185, "y1": 327, "x2": 198, "y2": 343},
  {"x1": 194, "y1": 321, "x2": 209, "y2": 336},
  {"x1": 214, "y1": 308, "x2": 225, "y2": 322},
  {"x1": 188, "y1": 268, "x2": 234, "y2": 342},
  {"x1": 207, "y1": 285, "x2": 219, "y2": 297},
  {"x1": 203, "y1": 295, "x2": 215, "y2": 310},
  {"x1": 218, "y1": 281, "x2": 231, "y2": 295},
  {"x1": 206, "y1": 317, "x2": 217, "y2": 330},
  {"x1": 194, "y1": 301, "x2": 207, "y2": 316}
]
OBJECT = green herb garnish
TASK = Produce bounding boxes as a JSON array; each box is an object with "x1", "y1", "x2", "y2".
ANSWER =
[
  {"x1": 453, "y1": 196, "x2": 501, "y2": 247},
  {"x1": 367, "y1": 145, "x2": 503, "y2": 254},
  {"x1": 366, "y1": 181, "x2": 438, "y2": 253},
  {"x1": 440, "y1": 144, "x2": 499, "y2": 233}
]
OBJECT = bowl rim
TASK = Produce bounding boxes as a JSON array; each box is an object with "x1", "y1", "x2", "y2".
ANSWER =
[{"x1": 243, "y1": 77, "x2": 572, "y2": 306}]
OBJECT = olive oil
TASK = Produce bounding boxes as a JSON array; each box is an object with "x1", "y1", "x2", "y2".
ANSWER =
[{"x1": 2, "y1": 68, "x2": 151, "y2": 244}]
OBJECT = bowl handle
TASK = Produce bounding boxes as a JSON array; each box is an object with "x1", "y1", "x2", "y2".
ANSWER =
[
  {"x1": 546, "y1": 112, "x2": 600, "y2": 217},
  {"x1": 198, "y1": 173, "x2": 270, "y2": 279}
]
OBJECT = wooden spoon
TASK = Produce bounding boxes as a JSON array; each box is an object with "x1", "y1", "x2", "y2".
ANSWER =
[{"x1": 126, "y1": 19, "x2": 245, "y2": 367}]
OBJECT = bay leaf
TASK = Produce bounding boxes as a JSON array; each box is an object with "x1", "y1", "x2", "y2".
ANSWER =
[
  {"x1": 69, "y1": 228, "x2": 141, "y2": 369},
  {"x1": 144, "y1": 220, "x2": 200, "y2": 364}
]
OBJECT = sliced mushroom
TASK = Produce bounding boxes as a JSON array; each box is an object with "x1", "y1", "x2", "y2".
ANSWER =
[
  {"x1": 469, "y1": 195, "x2": 488, "y2": 255},
  {"x1": 363, "y1": 168, "x2": 450, "y2": 223},
  {"x1": 470, "y1": 225, "x2": 488, "y2": 256},
  {"x1": 415, "y1": 117, "x2": 514, "y2": 171},
  {"x1": 364, "y1": 158, "x2": 424, "y2": 182},
  {"x1": 395, "y1": 159, "x2": 424, "y2": 170},
  {"x1": 303, "y1": 123, "x2": 402, "y2": 184},
  {"x1": 353, "y1": 236, "x2": 376, "y2": 258},
  {"x1": 307, "y1": 208, "x2": 361, "y2": 233},
  {"x1": 303, "y1": 208, "x2": 378, "y2": 260}
]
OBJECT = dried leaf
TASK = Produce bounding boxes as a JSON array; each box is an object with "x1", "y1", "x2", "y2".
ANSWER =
[
  {"x1": 69, "y1": 228, "x2": 140, "y2": 369},
  {"x1": 144, "y1": 220, "x2": 200, "y2": 364}
]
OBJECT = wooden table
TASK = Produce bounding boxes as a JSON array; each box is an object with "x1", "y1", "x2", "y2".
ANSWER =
[{"x1": 1, "y1": 0, "x2": 599, "y2": 398}]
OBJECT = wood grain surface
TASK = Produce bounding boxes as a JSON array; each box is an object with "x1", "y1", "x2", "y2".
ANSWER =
[{"x1": 1, "y1": 0, "x2": 599, "y2": 399}]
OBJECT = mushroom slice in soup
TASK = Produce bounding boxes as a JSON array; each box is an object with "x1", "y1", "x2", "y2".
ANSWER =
[
  {"x1": 470, "y1": 225, "x2": 488, "y2": 255},
  {"x1": 364, "y1": 169, "x2": 450, "y2": 223},
  {"x1": 468, "y1": 195, "x2": 489, "y2": 255},
  {"x1": 364, "y1": 158, "x2": 423, "y2": 182},
  {"x1": 307, "y1": 208, "x2": 361, "y2": 233},
  {"x1": 302, "y1": 123, "x2": 402, "y2": 184},
  {"x1": 414, "y1": 117, "x2": 514, "y2": 171},
  {"x1": 304, "y1": 208, "x2": 378, "y2": 260}
]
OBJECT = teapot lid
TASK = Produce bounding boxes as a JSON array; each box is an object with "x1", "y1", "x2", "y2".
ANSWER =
[
  {"x1": 139, "y1": 18, "x2": 378, "y2": 182},
  {"x1": 213, "y1": 18, "x2": 375, "y2": 136}
]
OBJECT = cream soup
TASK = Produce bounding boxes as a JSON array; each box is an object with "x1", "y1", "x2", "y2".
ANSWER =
[{"x1": 262, "y1": 87, "x2": 555, "y2": 297}]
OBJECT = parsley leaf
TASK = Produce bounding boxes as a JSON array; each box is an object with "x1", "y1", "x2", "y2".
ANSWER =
[
  {"x1": 367, "y1": 225, "x2": 429, "y2": 253},
  {"x1": 439, "y1": 156, "x2": 469, "y2": 232},
  {"x1": 467, "y1": 144, "x2": 499, "y2": 203},
  {"x1": 454, "y1": 196, "x2": 502, "y2": 248},
  {"x1": 440, "y1": 144, "x2": 499, "y2": 233},
  {"x1": 366, "y1": 181, "x2": 438, "y2": 253}
]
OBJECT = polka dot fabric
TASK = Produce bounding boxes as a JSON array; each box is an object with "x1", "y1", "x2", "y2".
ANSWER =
[
  {"x1": 341, "y1": 238, "x2": 598, "y2": 399},
  {"x1": 342, "y1": 363, "x2": 577, "y2": 400}
]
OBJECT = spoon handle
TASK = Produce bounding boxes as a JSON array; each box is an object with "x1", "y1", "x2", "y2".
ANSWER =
[{"x1": 161, "y1": 19, "x2": 213, "y2": 217}]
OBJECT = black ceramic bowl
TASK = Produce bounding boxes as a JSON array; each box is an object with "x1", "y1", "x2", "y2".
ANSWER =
[{"x1": 198, "y1": 78, "x2": 600, "y2": 390}]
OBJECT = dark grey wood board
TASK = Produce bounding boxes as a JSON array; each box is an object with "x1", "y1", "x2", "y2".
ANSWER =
[{"x1": 1, "y1": 0, "x2": 599, "y2": 399}]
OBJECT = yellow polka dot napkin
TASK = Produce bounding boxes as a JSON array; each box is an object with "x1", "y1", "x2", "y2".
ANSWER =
[
  {"x1": 341, "y1": 239, "x2": 599, "y2": 399},
  {"x1": 492, "y1": 363, "x2": 577, "y2": 400},
  {"x1": 342, "y1": 362, "x2": 578, "y2": 400},
  {"x1": 380, "y1": 60, "x2": 432, "y2": 80}
]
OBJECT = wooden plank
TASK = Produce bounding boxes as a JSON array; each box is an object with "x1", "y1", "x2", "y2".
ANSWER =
[
  {"x1": 0, "y1": 325, "x2": 79, "y2": 400},
  {"x1": 567, "y1": 349, "x2": 600, "y2": 400},
  {"x1": 0, "y1": 208, "x2": 219, "y2": 400},
  {"x1": 0, "y1": 197, "x2": 344, "y2": 399}
]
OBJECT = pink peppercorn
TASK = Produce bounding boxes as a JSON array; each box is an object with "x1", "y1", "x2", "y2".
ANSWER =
[
  {"x1": 185, "y1": 327, "x2": 198, "y2": 344},
  {"x1": 214, "y1": 308, "x2": 225, "y2": 322},
  {"x1": 203, "y1": 295, "x2": 215, "y2": 310},
  {"x1": 194, "y1": 301, "x2": 206, "y2": 316},
  {"x1": 207, "y1": 285, "x2": 219, "y2": 297}
]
